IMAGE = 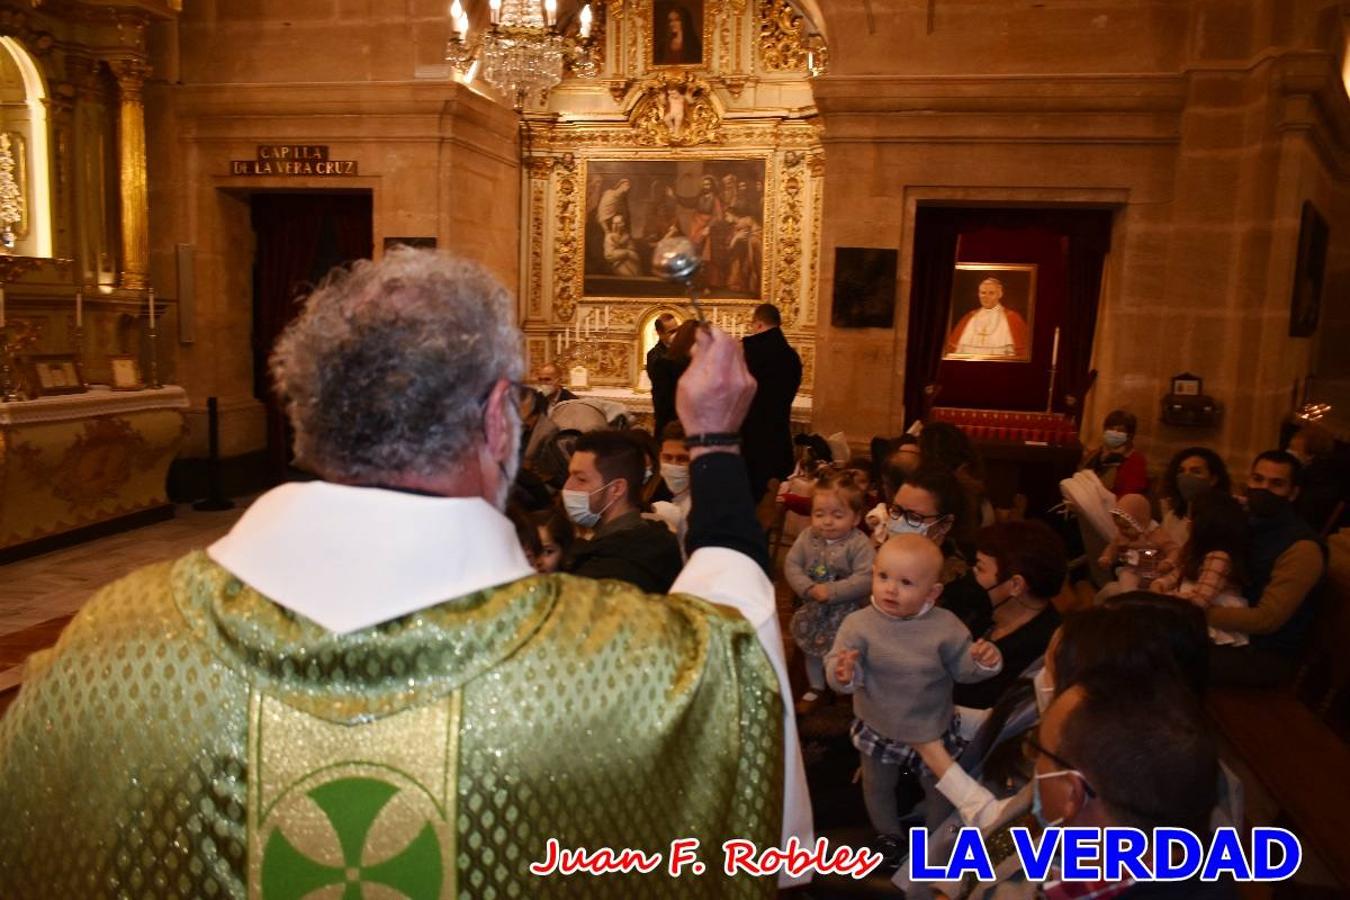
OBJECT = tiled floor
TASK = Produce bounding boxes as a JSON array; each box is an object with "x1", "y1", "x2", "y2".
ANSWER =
[{"x1": 0, "y1": 501, "x2": 249, "y2": 715}]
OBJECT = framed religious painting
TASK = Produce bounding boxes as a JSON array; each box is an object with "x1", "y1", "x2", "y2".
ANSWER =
[
  {"x1": 942, "y1": 262, "x2": 1038, "y2": 363},
  {"x1": 1289, "y1": 201, "x2": 1328, "y2": 337},
  {"x1": 583, "y1": 158, "x2": 766, "y2": 301},
  {"x1": 652, "y1": 0, "x2": 706, "y2": 66},
  {"x1": 108, "y1": 355, "x2": 145, "y2": 391},
  {"x1": 25, "y1": 353, "x2": 86, "y2": 396}
]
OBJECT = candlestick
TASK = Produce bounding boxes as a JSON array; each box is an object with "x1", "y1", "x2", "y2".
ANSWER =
[
  {"x1": 148, "y1": 287, "x2": 155, "y2": 329},
  {"x1": 1051, "y1": 326, "x2": 1061, "y2": 369},
  {"x1": 75, "y1": 290, "x2": 83, "y2": 328},
  {"x1": 579, "y1": 3, "x2": 592, "y2": 38}
]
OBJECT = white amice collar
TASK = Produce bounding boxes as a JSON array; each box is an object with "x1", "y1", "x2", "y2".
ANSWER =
[{"x1": 207, "y1": 481, "x2": 535, "y2": 634}]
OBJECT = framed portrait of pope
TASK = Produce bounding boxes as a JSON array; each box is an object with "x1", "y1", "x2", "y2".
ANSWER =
[{"x1": 943, "y1": 262, "x2": 1037, "y2": 363}]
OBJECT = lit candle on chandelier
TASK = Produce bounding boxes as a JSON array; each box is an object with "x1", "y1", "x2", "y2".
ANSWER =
[
  {"x1": 579, "y1": 3, "x2": 593, "y2": 38},
  {"x1": 488, "y1": 0, "x2": 501, "y2": 25},
  {"x1": 543, "y1": 0, "x2": 557, "y2": 27},
  {"x1": 449, "y1": 0, "x2": 465, "y2": 37}
]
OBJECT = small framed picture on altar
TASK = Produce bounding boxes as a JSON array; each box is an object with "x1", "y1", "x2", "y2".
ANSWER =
[
  {"x1": 108, "y1": 355, "x2": 145, "y2": 391},
  {"x1": 942, "y1": 263, "x2": 1038, "y2": 363},
  {"x1": 25, "y1": 354, "x2": 87, "y2": 397}
]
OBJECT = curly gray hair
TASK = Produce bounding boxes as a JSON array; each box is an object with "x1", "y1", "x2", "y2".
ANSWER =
[{"x1": 270, "y1": 247, "x2": 523, "y2": 482}]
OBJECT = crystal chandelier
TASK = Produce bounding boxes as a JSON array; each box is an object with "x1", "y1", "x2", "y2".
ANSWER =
[{"x1": 447, "y1": 0, "x2": 600, "y2": 110}]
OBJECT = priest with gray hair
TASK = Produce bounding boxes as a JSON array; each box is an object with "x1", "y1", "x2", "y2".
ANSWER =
[{"x1": 0, "y1": 247, "x2": 811, "y2": 898}]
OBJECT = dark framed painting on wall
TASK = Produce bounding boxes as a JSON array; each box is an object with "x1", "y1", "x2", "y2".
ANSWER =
[
  {"x1": 583, "y1": 158, "x2": 765, "y2": 300},
  {"x1": 942, "y1": 262, "x2": 1038, "y2": 363},
  {"x1": 1290, "y1": 201, "x2": 1328, "y2": 337},
  {"x1": 652, "y1": 0, "x2": 705, "y2": 66},
  {"x1": 831, "y1": 247, "x2": 897, "y2": 328}
]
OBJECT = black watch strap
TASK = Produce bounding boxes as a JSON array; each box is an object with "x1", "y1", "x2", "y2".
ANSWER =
[{"x1": 684, "y1": 432, "x2": 742, "y2": 448}]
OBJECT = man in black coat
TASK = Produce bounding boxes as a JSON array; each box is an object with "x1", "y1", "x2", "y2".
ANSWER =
[
  {"x1": 740, "y1": 303, "x2": 802, "y2": 503},
  {"x1": 562, "y1": 429, "x2": 683, "y2": 594},
  {"x1": 645, "y1": 312, "x2": 680, "y2": 440}
]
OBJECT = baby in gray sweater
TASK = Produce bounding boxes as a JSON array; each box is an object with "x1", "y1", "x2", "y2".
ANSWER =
[{"x1": 826, "y1": 533, "x2": 1003, "y2": 853}]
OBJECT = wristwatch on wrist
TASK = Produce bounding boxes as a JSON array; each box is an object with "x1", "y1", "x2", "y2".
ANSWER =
[{"x1": 684, "y1": 432, "x2": 742, "y2": 448}]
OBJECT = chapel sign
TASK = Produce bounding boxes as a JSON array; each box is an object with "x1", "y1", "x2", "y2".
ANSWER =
[{"x1": 230, "y1": 145, "x2": 358, "y2": 176}]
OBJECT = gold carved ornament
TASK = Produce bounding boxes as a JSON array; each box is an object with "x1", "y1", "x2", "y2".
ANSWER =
[
  {"x1": 554, "y1": 340, "x2": 630, "y2": 382},
  {"x1": 552, "y1": 161, "x2": 582, "y2": 324},
  {"x1": 775, "y1": 150, "x2": 804, "y2": 329},
  {"x1": 757, "y1": 0, "x2": 826, "y2": 74},
  {"x1": 627, "y1": 72, "x2": 722, "y2": 147}
]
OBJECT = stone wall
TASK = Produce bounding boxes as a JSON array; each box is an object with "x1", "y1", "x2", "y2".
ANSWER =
[
  {"x1": 145, "y1": 3, "x2": 519, "y2": 459},
  {"x1": 811, "y1": 0, "x2": 1350, "y2": 477}
]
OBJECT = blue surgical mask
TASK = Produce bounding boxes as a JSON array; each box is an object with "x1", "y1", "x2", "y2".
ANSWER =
[
  {"x1": 1102, "y1": 430, "x2": 1129, "y2": 449},
  {"x1": 886, "y1": 518, "x2": 929, "y2": 538},
  {"x1": 660, "y1": 463, "x2": 690, "y2": 495},
  {"x1": 1031, "y1": 771, "x2": 1072, "y2": 829},
  {"x1": 562, "y1": 481, "x2": 615, "y2": 528}
]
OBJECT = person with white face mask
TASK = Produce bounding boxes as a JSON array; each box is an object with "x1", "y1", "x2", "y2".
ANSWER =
[
  {"x1": 1080, "y1": 409, "x2": 1149, "y2": 499},
  {"x1": 561, "y1": 429, "x2": 683, "y2": 593},
  {"x1": 650, "y1": 421, "x2": 694, "y2": 559},
  {"x1": 533, "y1": 361, "x2": 576, "y2": 413}
]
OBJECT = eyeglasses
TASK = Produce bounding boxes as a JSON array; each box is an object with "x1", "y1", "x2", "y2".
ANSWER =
[
  {"x1": 886, "y1": 503, "x2": 944, "y2": 527},
  {"x1": 1022, "y1": 731, "x2": 1097, "y2": 799}
]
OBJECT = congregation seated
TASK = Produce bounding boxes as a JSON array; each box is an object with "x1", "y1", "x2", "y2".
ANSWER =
[
  {"x1": 1156, "y1": 445, "x2": 1232, "y2": 548},
  {"x1": 899, "y1": 593, "x2": 1237, "y2": 900},
  {"x1": 1286, "y1": 422, "x2": 1349, "y2": 536},
  {"x1": 1081, "y1": 408, "x2": 1149, "y2": 499},
  {"x1": 562, "y1": 429, "x2": 683, "y2": 594},
  {"x1": 1207, "y1": 450, "x2": 1326, "y2": 687},
  {"x1": 951, "y1": 520, "x2": 1064, "y2": 710}
]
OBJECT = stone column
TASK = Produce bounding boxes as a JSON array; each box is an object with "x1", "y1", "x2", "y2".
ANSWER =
[{"x1": 109, "y1": 58, "x2": 151, "y2": 292}]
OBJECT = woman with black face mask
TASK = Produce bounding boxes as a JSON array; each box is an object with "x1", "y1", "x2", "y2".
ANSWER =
[
  {"x1": 1158, "y1": 446, "x2": 1232, "y2": 548},
  {"x1": 952, "y1": 521, "x2": 1065, "y2": 710}
]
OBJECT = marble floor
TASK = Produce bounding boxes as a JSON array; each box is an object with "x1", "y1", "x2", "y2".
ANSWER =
[{"x1": 0, "y1": 501, "x2": 249, "y2": 715}]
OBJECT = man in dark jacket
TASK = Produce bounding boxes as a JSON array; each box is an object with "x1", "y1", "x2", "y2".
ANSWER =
[
  {"x1": 646, "y1": 312, "x2": 680, "y2": 440},
  {"x1": 741, "y1": 303, "x2": 802, "y2": 502},
  {"x1": 562, "y1": 429, "x2": 682, "y2": 593}
]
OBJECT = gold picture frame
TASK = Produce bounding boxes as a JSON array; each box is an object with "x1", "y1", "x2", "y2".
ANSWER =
[
  {"x1": 25, "y1": 353, "x2": 86, "y2": 397},
  {"x1": 108, "y1": 355, "x2": 145, "y2": 391},
  {"x1": 583, "y1": 157, "x2": 767, "y2": 301},
  {"x1": 650, "y1": 0, "x2": 710, "y2": 68},
  {"x1": 942, "y1": 262, "x2": 1038, "y2": 363}
]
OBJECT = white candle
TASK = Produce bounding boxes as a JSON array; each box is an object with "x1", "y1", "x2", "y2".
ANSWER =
[
  {"x1": 555, "y1": 331, "x2": 561, "y2": 355},
  {"x1": 75, "y1": 291, "x2": 82, "y2": 328},
  {"x1": 605, "y1": 305, "x2": 611, "y2": 329},
  {"x1": 544, "y1": 0, "x2": 557, "y2": 26},
  {"x1": 148, "y1": 287, "x2": 155, "y2": 329},
  {"x1": 1051, "y1": 326, "x2": 1061, "y2": 368},
  {"x1": 489, "y1": 0, "x2": 501, "y2": 24},
  {"x1": 579, "y1": 3, "x2": 592, "y2": 38}
]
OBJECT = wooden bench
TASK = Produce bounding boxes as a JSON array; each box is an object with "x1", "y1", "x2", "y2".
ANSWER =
[{"x1": 1206, "y1": 530, "x2": 1350, "y2": 891}]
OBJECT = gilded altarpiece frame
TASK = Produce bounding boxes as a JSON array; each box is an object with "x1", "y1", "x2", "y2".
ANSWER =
[{"x1": 520, "y1": 0, "x2": 824, "y2": 395}]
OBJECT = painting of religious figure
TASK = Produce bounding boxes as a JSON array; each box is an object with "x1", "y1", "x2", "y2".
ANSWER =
[
  {"x1": 653, "y1": 0, "x2": 704, "y2": 66},
  {"x1": 583, "y1": 158, "x2": 766, "y2": 300},
  {"x1": 942, "y1": 263, "x2": 1037, "y2": 362}
]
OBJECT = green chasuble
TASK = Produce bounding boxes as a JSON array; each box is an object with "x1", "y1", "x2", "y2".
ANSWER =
[{"x1": 0, "y1": 551, "x2": 784, "y2": 898}]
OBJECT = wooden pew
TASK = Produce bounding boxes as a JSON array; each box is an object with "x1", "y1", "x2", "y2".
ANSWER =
[{"x1": 1206, "y1": 530, "x2": 1350, "y2": 890}]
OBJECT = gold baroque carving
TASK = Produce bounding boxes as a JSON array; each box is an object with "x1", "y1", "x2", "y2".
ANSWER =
[
  {"x1": 628, "y1": 72, "x2": 721, "y2": 146},
  {"x1": 805, "y1": 152, "x2": 823, "y2": 329},
  {"x1": 555, "y1": 340, "x2": 630, "y2": 382},
  {"x1": 15, "y1": 416, "x2": 158, "y2": 510},
  {"x1": 553, "y1": 168, "x2": 582, "y2": 324},
  {"x1": 775, "y1": 151, "x2": 804, "y2": 329},
  {"x1": 528, "y1": 179, "x2": 546, "y2": 319},
  {"x1": 757, "y1": 0, "x2": 811, "y2": 72}
]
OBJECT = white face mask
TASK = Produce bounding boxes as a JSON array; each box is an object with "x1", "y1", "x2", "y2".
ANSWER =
[
  {"x1": 1102, "y1": 429, "x2": 1129, "y2": 449},
  {"x1": 661, "y1": 463, "x2": 690, "y2": 495},
  {"x1": 537, "y1": 382, "x2": 558, "y2": 398},
  {"x1": 562, "y1": 481, "x2": 614, "y2": 528},
  {"x1": 886, "y1": 518, "x2": 930, "y2": 538}
]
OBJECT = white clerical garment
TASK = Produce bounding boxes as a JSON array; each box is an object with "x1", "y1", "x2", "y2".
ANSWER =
[{"x1": 954, "y1": 305, "x2": 1016, "y2": 356}]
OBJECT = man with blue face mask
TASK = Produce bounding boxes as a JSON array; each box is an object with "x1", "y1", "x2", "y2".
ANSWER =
[{"x1": 562, "y1": 429, "x2": 683, "y2": 593}]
